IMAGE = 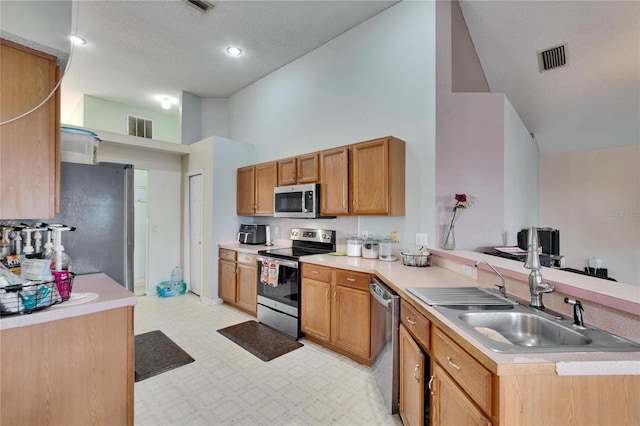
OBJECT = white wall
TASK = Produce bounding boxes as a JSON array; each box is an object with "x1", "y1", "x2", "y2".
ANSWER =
[
  {"x1": 503, "y1": 98, "x2": 538, "y2": 245},
  {"x1": 539, "y1": 145, "x2": 640, "y2": 285},
  {"x1": 98, "y1": 144, "x2": 183, "y2": 293},
  {"x1": 183, "y1": 136, "x2": 257, "y2": 303},
  {"x1": 227, "y1": 1, "x2": 437, "y2": 247},
  {"x1": 202, "y1": 98, "x2": 229, "y2": 139}
]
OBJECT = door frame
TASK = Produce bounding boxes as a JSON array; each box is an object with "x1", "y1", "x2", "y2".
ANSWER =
[{"x1": 183, "y1": 169, "x2": 204, "y2": 297}]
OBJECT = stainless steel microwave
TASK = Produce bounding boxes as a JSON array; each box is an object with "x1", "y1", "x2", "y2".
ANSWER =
[{"x1": 274, "y1": 183, "x2": 323, "y2": 218}]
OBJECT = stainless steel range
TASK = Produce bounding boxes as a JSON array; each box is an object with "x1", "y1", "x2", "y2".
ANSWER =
[{"x1": 256, "y1": 228, "x2": 336, "y2": 339}]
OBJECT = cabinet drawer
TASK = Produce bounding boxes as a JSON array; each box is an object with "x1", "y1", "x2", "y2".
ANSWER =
[
  {"x1": 219, "y1": 248, "x2": 236, "y2": 262},
  {"x1": 237, "y1": 252, "x2": 257, "y2": 265},
  {"x1": 432, "y1": 327, "x2": 492, "y2": 415},
  {"x1": 335, "y1": 269, "x2": 370, "y2": 291},
  {"x1": 401, "y1": 299, "x2": 431, "y2": 350},
  {"x1": 302, "y1": 264, "x2": 332, "y2": 283}
]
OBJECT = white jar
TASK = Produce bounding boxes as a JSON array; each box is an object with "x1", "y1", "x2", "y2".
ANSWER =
[
  {"x1": 347, "y1": 236, "x2": 362, "y2": 257},
  {"x1": 362, "y1": 237, "x2": 379, "y2": 259}
]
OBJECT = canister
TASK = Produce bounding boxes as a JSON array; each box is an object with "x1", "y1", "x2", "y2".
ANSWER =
[
  {"x1": 347, "y1": 235, "x2": 363, "y2": 257},
  {"x1": 362, "y1": 237, "x2": 379, "y2": 259},
  {"x1": 379, "y1": 236, "x2": 396, "y2": 261}
]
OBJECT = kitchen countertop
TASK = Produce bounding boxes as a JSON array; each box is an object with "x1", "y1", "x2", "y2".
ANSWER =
[
  {"x1": 301, "y1": 253, "x2": 640, "y2": 376},
  {"x1": 218, "y1": 238, "x2": 291, "y2": 254},
  {"x1": 0, "y1": 273, "x2": 136, "y2": 330}
]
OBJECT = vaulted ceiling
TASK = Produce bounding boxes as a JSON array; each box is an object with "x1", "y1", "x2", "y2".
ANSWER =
[{"x1": 59, "y1": 1, "x2": 639, "y2": 155}]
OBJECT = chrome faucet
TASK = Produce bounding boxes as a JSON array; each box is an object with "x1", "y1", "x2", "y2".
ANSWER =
[
  {"x1": 475, "y1": 260, "x2": 506, "y2": 298},
  {"x1": 524, "y1": 226, "x2": 554, "y2": 309}
]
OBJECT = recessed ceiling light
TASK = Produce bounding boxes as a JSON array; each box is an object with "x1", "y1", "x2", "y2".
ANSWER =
[
  {"x1": 160, "y1": 98, "x2": 171, "y2": 110},
  {"x1": 69, "y1": 35, "x2": 86, "y2": 45},
  {"x1": 225, "y1": 46, "x2": 243, "y2": 57}
]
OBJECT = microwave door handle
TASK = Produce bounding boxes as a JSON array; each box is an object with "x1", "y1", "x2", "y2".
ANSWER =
[{"x1": 303, "y1": 191, "x2": 313, "y2": 213}]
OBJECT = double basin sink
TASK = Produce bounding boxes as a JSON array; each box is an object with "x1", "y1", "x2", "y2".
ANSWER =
[{"x1": 407, "y1": 287, "x2": 640, "y2": 353}]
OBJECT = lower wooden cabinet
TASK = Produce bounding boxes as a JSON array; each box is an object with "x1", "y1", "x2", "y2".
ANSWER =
[
  {"x1": 300, "y1": 264, "x2": 373, "y2": 365},
  {"x1": 218, "y1": 248, "x2": 257, "y2": 315},
  {"x1": 399, "y1": 324, "x2": 425, "y2": 426},
  {"x1": 1, "y1": 307, "x2": 134, "y2": 425},
  {"x1": 236, "y1": 262, "x2": 257, "y2": 313},
  {"x1": 431, "y1": 363, "x2": 491, "y2": 426}
]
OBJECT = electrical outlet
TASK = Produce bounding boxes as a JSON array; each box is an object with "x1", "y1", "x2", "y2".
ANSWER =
[
  {"x1": 462, "y1": 265, "x2": 473, "y2": 276},
  {"x1": 391, "y1": 231, "x2": 399, "y2": 243},
  {"x1": 415, "y1": 233, "x2": 429, "y2": 246}
]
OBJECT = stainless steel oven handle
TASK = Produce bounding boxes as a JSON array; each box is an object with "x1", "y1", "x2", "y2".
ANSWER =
[{"x1": 256, "y1": 256, "x2": 299, "y2": 269}]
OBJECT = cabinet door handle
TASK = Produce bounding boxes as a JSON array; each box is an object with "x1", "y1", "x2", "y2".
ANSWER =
[
  {"x1": 447, "y1": 356, "x2": 461, "y2": 370},
  {"x1": 413, "y1": 364, "x2": 421, "y2": 382},
  {"x1": 333, "y1": 291, "x2": 337, "y2": 302},
  {"x1": 346, "y1": 277, "x2": 356, "y2": 282},
  {"x1": 428, "y1": 375, "x2": 435, "y2": 395},
  {"x1": 325, "y1": 289, "x2": 329, "y2": 299},
  {"x1": 406, "y1": 316, "x2": 416, "y2": 325},
  {"x1": 311, "y1": 270, "x2": 319, "y2": 274}
]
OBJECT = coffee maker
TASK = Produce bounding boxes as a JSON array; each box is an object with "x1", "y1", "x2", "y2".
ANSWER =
[{"x1": 236, "y1": 224, "x2": 267, "y2": 245}]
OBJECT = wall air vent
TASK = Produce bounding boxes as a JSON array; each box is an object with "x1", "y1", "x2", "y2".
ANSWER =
[
  {"x1": 127, "y1": 115, "x2": 153, "y2": 139},
  {"x1": 182, "y1": 0, "x2": 213, "y2": 14},
  {"x1": 538, "y1": 44, "x2": 567, "y2": 72}
]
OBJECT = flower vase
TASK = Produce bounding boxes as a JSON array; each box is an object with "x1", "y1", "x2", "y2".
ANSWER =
[{"x1": 443, "y1": 224, "x2": 455, "y2": 250}]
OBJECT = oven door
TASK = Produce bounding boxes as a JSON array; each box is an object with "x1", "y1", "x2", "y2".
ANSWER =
[{"x1": 256, "y1": 256, "x2": 299, "y2": 309}]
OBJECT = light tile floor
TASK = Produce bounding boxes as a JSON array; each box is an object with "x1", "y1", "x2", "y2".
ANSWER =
[{"x1": 134, "y1": 293, "x2": 403, "y2": 426}]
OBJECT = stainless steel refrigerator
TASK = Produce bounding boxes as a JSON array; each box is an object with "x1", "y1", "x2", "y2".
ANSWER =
[{"x1": 53, "y1": 162, "x2": 134, "y2": 290}]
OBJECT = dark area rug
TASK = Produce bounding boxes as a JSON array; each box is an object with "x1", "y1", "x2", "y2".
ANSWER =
[
  {"x1": 217, "y1": 320, "x2": 303, "y2": 362},
  {"x1": 135, "y1": 330, "x2": 195, "y2": 382}
]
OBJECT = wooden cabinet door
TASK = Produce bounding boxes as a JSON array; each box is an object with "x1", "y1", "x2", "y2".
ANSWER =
[
  {"x1": 237, "y1": 166, "x2": 255, "y2": 215},
  {"x1": 331, "y1": 284, "x2": 370, "y2": 358},
  {"x1": 1, "y1": 40, "x2": 59, "y2": 219},
  {"x1": 350, "y1": 138, "x2": 390, "y2": 215},
  {"x1": 432, "y1": 363, "x2": 491, "y2": 426},
  {"x1": 236, "y1": 264, "x2": 257, "y2": 314},
  {"x1": 277, "y1": 157, "x2": 297, "y2": 186},
  {"x1": 218, "y1": 259, "x2": 236, "y2": 303},
  {"x1": 297, "y1": 152, "x2": 319, "y2": 183},
  {"x1": 254, "y1": 162, "x2": 277, "y2": 215},
  {"x1": 301, "y1": 278, "x2": 331, "y2": 342},
  {"x1": 320, "y1": 147, "x2": 349, "y2": 215},
  {"x1": 399, "y1": 324, "x2": 425, "y2": 426}
]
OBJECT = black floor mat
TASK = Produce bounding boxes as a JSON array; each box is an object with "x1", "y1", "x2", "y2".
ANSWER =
[
  {"x1": 135, "y1": 330, "x2": 194, "y2": 382},
  {"x1": 217, "y1": 320, "x2": 303, "y2": 362}
]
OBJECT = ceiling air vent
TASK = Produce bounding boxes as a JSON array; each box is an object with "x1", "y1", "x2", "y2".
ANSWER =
[
  {"x1": 538, "y1": 44, "x2": 567, "y2": 72},
  {"x1": 182, "y1": 0, "x2": 213, "y2": 14}
]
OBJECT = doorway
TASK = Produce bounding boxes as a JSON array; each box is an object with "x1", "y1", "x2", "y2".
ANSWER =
[{"x1": 187, "y1": 172, "x2": 203, "y2": 295}]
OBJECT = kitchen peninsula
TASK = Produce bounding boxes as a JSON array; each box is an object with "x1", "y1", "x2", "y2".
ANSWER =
[
  {"x1": 0, "y1": 274, "x2": 136, "y2": 425},
  {"x1": 301, "y1": 249, "x2": 640, "y2": 425}
]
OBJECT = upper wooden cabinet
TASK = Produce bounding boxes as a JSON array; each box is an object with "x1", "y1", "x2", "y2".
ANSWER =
[
  {"x1": 320, "y1": 147, "x2": 350, "y2": 216},
  {"x1": 278, "y1": 152, "x2": 319, "y2": 186},
  {"x1": 320, "y1": 137, "x2": 405, "y2": 217},
  {"x1": 350, "y1": 136, "x2": 405, "y2": 216},
  {"x1": 237, "y1": 161, "x2": 278, "y2": 216},
  {"x1": 0, "y1": 39, "x2": 60, "y2": 219}
]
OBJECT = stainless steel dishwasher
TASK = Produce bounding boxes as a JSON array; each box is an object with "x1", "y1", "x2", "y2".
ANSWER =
[{"x1": 370, "y1": 276, "x2": 400, "y2": 414}]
